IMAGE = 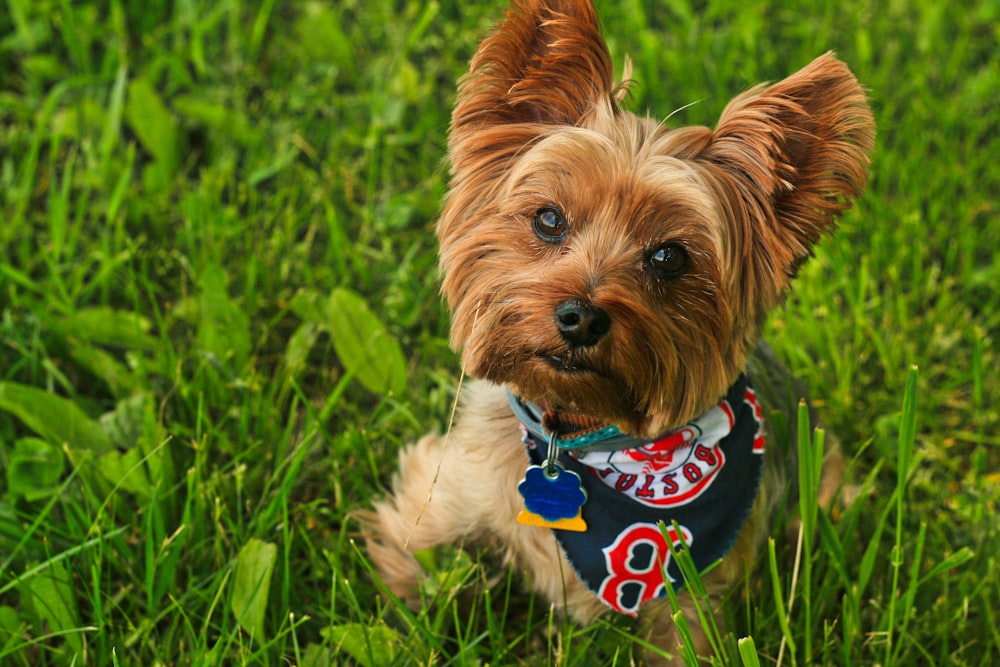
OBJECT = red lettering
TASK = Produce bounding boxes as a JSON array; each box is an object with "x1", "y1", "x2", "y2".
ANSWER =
[
  {"x1": 635, "y1": 475, "x2": 656, "y2": 498},
  {"x1": 615, "y1": 474, "x2": 637, "y2": 491},
  {"x1": 694, "y1": 443, "x2": 717, "y2": 465},
  {"x1": 661, "y1": 472, "x2": 679, "y2": 495},
  {"x1": 683, "y1": 463, "x2": 702, "y2": 483}
]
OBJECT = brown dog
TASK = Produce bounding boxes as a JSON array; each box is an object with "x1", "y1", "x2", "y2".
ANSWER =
[{"x1": 361, "y1": 0, "x2": 874, "y2": 662}]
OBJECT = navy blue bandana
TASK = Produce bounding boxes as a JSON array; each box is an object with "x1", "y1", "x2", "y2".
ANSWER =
[{"x1": 517, "y1": 375, "x2": 765, "y2": 615}]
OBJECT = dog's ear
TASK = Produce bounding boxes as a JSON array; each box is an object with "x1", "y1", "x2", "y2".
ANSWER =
[
  {"x1": 702, "y1": 53, "x2": 875, "y2": 288},
  {"x1": 452, "y1": 0, "x2": 617, "y2": 136}
]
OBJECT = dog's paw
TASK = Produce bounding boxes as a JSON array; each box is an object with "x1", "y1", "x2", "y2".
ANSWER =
[{"x1": 356, "y1": 505, "x2": 425, "y2": 607}]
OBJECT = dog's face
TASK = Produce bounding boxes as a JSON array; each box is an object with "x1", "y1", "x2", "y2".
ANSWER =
[{"x1": 438, "y1": 0, "x2": 874, "y2": 436}]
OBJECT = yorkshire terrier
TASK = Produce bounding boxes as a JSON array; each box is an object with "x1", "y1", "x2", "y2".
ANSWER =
[{"x1": 361, "y1": 0, "x2": 874, "y2": 662}]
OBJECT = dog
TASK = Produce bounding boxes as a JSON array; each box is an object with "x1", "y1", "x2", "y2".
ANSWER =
[{"x1": 360, "y1": 0, "x2": 874, "y2": 662}]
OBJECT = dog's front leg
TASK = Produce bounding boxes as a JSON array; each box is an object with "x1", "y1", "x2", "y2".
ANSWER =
[
  {"x1": 361, "y1": 380, "x2": 534, "y2": 606},
  {"x1": 360, "y1": 432, "x2": 479, "y2": 606}
]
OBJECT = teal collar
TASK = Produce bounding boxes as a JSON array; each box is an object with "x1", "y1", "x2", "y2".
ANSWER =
[{"x1": 507, "y1": 390, "x2": 653, "y2": 452}]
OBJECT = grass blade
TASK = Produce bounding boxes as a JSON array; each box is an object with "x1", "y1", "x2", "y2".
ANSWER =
[{"x1": 884, "y1": 365, "x2": 920, "y2": 665}]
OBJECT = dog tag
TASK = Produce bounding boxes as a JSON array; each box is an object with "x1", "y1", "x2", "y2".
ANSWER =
[{"x1": 517, "y1": 460, "x2": 588, "y2": 532}]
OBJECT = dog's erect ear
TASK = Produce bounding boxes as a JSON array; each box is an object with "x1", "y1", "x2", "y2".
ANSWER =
[
  {"x1": 453, "y1": 0, "x2": 617, "y2": 133},
  {"x1": 703, "y1": 53, "x2": 875, "y2": 286}
]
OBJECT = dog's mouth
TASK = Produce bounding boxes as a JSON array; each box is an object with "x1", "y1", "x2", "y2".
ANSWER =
[
  {"x1": 517, "y1": 351, "x2": 655, "y2": 435},
  {"x1": 540, "y1": 353, "x2": 598, "y2": 375}
]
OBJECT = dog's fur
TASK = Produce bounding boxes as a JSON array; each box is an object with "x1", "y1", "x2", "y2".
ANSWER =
[{"x1": 360, "y1": 0, "x2": 874, "y2": 662}]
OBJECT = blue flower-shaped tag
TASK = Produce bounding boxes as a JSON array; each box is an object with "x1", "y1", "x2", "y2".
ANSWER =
[{"x1": 517, "y1": 462, "x2": 588, "y2": 532}]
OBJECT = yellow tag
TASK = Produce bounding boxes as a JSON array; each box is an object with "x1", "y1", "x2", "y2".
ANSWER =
[{"x1": 516, "y1": 508, "x2": 588, "y2": 532}]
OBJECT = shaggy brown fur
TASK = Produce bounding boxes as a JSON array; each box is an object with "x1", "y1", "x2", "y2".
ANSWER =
[{"x1": 361, "y1": 0, "x2": 874, "y2": 663}]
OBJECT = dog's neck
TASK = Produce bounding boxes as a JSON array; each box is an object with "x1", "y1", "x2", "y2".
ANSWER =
[
  {"x1": 507, "y1": 391, "x2": 632, "y2": 451},
  {"x1": 506, "y1": 378, "x2": 748, "y2": 454}
]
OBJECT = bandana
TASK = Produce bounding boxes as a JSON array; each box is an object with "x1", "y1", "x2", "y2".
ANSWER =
[{"x1": 515, "y1": 375, "x2": 765, "y2": 615}]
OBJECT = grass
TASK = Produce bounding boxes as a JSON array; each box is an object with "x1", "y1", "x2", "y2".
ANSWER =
[{"x1": 0, "y1": 0, "x2": 997, "y2": 664}]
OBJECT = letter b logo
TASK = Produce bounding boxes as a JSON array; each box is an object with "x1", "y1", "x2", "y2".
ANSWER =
[{"x1": 596, "y1": 522, "x2": 693, "y2": 615}]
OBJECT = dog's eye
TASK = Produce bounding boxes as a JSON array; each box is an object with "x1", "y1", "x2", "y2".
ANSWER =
[
  {"x1": 648, "y1": 243, "x2": 689, "y2": 278},
  {"x1": 531, "y1": 207, "x2": 567, "y2": 243}
]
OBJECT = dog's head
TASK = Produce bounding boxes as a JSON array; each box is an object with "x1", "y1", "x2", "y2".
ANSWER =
[{"x1": 437, "y1": 0, "x2": 874, "y2": 436}]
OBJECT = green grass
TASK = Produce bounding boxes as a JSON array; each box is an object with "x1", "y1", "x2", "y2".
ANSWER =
[{"x1": 0, "y1": 0, "x2": 997, "y2": 664}]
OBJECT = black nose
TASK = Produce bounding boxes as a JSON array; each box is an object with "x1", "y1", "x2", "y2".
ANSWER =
[{"x1": 555, "y1": 300, "x2": 611, "y2": 348}]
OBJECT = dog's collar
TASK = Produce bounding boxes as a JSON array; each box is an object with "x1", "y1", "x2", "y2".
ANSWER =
[
  {"x1": 506, "y1": 391, "x2": 633, "y2": 451},
  {"x1": 506, "y1": 389, "x2": 720, "y2": 453}
]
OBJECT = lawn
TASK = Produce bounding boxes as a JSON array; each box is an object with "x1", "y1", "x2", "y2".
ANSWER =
[{"x1": 0, "y1": 0, "x2": 997, "y2": 665}]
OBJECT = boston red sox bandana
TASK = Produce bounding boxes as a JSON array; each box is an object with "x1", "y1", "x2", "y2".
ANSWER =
[{"x1": 516, "y1": 375, "x2": 765, "y2": 615}]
